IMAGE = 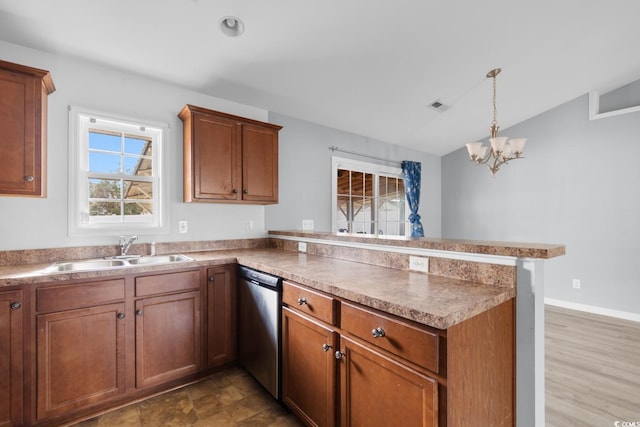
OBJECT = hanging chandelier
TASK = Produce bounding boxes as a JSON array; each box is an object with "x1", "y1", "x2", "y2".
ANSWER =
[{"x1": 465, "y1": 68, "x2": 526, "y2": 176}]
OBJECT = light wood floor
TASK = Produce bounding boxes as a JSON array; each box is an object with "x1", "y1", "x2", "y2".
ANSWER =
[{"x1": 545, "y1": 305, "x2": 640, "y2": 426}]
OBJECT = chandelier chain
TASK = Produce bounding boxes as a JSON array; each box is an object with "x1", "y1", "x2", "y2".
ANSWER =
[{"x1": 492, "y1": 74, "x2": 498, "y2": 128}]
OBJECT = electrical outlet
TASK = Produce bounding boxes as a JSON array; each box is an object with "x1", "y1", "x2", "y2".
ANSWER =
[
  {"x1": 572, "y1": 279, "x2": 581, "y2": 289},
  {"x1": 409, "y1": 256, "x2": 429, "y2": 273},
  {"x1": 302, "y1": 219, "x2": 314, "y2": 230},
  {"x1": 178, "y1": 220, "x2": 188, "y2": 234},
  {"x1": 298, "y1": 242, "x2": 307, "y2": 253}
]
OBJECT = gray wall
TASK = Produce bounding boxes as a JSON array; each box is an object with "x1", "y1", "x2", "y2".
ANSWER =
[
  {"x1": 0, "y1": 40, "x2": 441, "y2": 251},
  {"x1": 0, "y1": 41, "x2": 272, "y2": 251},
  {"x1": 265, "y1": 113, "x2": 442, "y2": 238},
  {"x1": 442, "y1": 89, "x2": 640, "y2": 313}
]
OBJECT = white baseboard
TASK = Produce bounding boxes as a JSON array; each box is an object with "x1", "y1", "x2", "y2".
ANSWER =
[{"x1": 544, "y1": 298, "x2": 640, "y2": 323}]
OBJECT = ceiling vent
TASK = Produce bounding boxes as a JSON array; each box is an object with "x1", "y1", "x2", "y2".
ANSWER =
[{"x1": 427, "y1": 99, "x2": 448, "y2": 112}]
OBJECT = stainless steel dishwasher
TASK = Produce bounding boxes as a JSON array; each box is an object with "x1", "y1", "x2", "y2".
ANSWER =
[{"x1": 238, "y1": 266, "x2": 282, "y2": 399}]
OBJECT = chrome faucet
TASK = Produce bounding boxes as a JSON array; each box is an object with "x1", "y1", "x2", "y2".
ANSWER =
[{"x1": 119, "y1": 235, "x2": 138, "y2": 256}]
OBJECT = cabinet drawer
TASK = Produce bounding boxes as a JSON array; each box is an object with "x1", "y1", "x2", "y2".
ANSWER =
[
  {"x1": 36, "y1": 279, "x2": 125, "y2": 312},
  {"x1": 340, "y1": 301, "x2": 440, "y2": 373},
  {"x1": 135, "y1": 270, "x2": 201, "y2": 297},
  {"x1": 283, "y1": 281, "x2": 336, "y2": 325}
]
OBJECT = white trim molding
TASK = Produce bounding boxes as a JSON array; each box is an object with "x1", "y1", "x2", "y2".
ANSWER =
[
  {"x1": 545, "y1": 298, "x2": 640, "y2": 323},
  {"x1": 588, "y1": 91, "x2": 640, "y2": 120}
]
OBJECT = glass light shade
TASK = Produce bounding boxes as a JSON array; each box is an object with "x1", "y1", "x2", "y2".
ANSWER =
[
  {"x1": 478, "y1": 146, "x2": 489, "y2": 159},
  {"x1": 502, "y1": 143, "x2": 513, "y2": 159},
  {"x1": 465, "y1": 142, "x2": 483, "y2": 158},
  {"x1": 489, "y1": 136, "x2": 508, "y2": 153},
  {"x1": 508, "y1": 138, "x2": 527, "y2": 154}
]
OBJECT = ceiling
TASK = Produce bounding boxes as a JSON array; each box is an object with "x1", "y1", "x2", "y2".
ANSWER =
[{"x1": 1, "y1": 0, "x2": 639, "y2": 156}]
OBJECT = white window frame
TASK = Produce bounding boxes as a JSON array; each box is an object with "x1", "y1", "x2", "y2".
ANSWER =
[
  {"x1": 68, "y1": 106, "x2": 169, "y2": 236},
  {"x1": 331, "y1": 156, "x2": 409, "y2": 236}
]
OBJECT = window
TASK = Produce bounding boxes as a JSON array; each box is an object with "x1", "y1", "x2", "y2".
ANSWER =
[
  {"x1": 68, "y1": 107, "x2": 167, "y2": 236},
  {"x1": 331, "y1": 157, "x2": 408, "y2": 236}
]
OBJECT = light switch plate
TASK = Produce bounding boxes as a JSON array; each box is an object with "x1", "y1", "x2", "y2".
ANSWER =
[
  {"x1": 409, "y1": 256, "x2": 429, "y2": 273},
  {"x1": 302, "y1": 219, "x2": 314, "y2": 230}
]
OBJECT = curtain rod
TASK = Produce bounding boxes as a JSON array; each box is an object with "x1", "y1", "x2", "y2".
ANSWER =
[{"x1": 328, "y1": 146, "x2": 402, "y2": 167}]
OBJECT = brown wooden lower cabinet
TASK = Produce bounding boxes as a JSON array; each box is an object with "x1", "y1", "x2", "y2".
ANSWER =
[
  {"x1": 282, "y1": 307, "x2": 338, "y2": 427},
  {"x1": 206, "y1": 265, "x2": 237, "y2": 367},
  {"x1": 36, "y1": 303, "x2": 127, "y2": 420},
  {"x1": 339, "y1": 335, "x2": 438, "y2": 427},
  {"x1": 11, "y1": 264, "x2": 512, "y2": 426},
  {"x1": 282, "y1": 280, "x2": 515, "y2": 427},
  {"x1": 25, "y1": 267, "x2": 214, "y2": 426},
  {"x1": 135, "y1": 290, "x2": 201, "y2": 389},
  {"x1": 0, "y1": 289, "x2": 23, "y2": 427}
]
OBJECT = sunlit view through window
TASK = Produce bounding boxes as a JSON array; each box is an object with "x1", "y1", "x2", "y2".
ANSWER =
[
  {"x1": 88, "y1": 130, "x2": 154, "y2": 220},
  {"x1": 334, "y1": 158, "x2": 407, "y2": 236}
]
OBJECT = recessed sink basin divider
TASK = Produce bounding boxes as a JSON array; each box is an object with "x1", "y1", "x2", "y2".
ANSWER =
[{"x1": 43, "y1": 254, "x2": 194, "y2": 273}]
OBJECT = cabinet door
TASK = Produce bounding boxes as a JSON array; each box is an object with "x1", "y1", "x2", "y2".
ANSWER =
[
  {"x1": 0, "y1": 290, "x2": 23, "y2": 427},
  {"x1": 242, "y1": 123, "x2": 278, "y2": 203},
  {"x1": 36, "y1": 303, "x2": 126, "y2": 420},
  {"x1": 339, "y1": 336, "x2": 438, "y2": 427},
  {"x1": 282, "y1": 307, "x2": 338, "y2": 427},
  {"x1": 0, "y1": 68, "x2": 46, "y2": 196},
  {"x1": 135, "y1": 291, "x2": 201, "y2": 388},
  {"x1": 206, "y1": 265, "x2": 237, "y2": 367},
  {"x1": 191, "y1": 113, "x2": 242, "y2": 201}
]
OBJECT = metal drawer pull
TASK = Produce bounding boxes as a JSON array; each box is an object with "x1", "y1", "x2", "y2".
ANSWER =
[
  {"x1": 25, "y1": 175, "x2": 34, "y2": 182},
  {"x1": 335, "y1": 350, "x2": 345, "y2": 360},
  {"x1": 117, "y1": 312, "x2": 125, "y2": 320},
  {"x1": 10, "y1": 301, "x2": 22, "y2": 310},
  {"x1": 322, "y1": 343, "x2": 332, "y2": 352},
  {"x1": 135, "y1": 309, "x2": 143, "y2": 316},
  {"x1": 297, "y1": 297, "x2": 308, "y2": 305},
  {"x1": 371, "y1": 327, "x2": 385, "y2": 338}
]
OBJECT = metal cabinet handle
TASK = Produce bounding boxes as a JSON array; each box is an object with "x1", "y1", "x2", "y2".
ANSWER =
[
  {"x1": 232, "y1": 189, "x2": 238, "y2": 193},
  {"x1": 371, "y1": 327, "x2": 385, "y2": 338},
  {"x1": 243, "y1": 189, "x2": 248, "y2": 194},
  {"x1": 10, "y1": 301, "x2": 22, "y2": 310},
  {"x1": 322, "y1": 343, "x2": 332, "y2": 352},
  {"x1": 135, "y1": 309, "x2": 143, "y2": 316},
  {"x1": 25, "y1": 175, "x2": 34, "y2": 182},
  {"x1": 297, "y1": 297, "x2": 308, "y2": 305},
  {"x1": 335, "y1": 350, "x2": 345, "y2": 360},
  {"x1": 117, "y1": 312, "x2": 125, "y2": 320}
]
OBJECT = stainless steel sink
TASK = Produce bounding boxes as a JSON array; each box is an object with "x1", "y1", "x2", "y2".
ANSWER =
[
  {"x1": 127, "y1": 254, "x2": 193, "y2": 265},
  {"x1": 47, "y1": 259, "x2": 129, "y2": 272},
  {"x1": 43, "y1": 254, "x2": 194, "y2": 273}
]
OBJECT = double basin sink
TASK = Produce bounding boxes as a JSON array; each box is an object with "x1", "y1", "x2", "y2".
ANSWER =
[{"x1": 44, "y1": 254, "x2": 194, "y2": 273}]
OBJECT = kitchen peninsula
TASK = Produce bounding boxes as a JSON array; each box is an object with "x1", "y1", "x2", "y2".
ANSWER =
[{"x1": 0, "y1": 232, "x2": 564, "y2": 427}]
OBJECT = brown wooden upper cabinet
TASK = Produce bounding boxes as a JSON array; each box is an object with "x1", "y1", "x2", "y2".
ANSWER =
[
  {"x1": 179, "y1": 105, "x2": 282, "y2": 204},
  {"x1": 0, "y1": 60, "x2": 55, "y2": 197}
]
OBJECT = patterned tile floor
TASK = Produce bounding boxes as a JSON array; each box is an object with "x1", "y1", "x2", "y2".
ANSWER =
[{"x1": 74, "y1": 368, "x2": 303, "y2": 426}]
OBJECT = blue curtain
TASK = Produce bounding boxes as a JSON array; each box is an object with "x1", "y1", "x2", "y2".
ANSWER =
[{"x1": 401, "y1": 161, "x2": 424, "y2": 238}]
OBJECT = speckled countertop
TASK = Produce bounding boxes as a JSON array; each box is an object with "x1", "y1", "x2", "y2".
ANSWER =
[
  {"x1": 270, "y1": 230, "x2": 566, "y2": 259},
  {"x1": 0, "y1": 248, "x2": 514, "y2": 330}
]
